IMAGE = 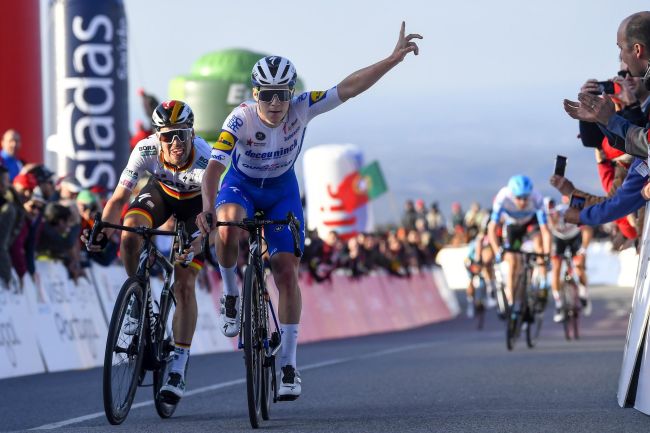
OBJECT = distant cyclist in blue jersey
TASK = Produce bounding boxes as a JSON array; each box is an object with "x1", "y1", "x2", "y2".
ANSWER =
[
  {"x1": 487, "y1": 175, "x2": 551, "y2": 316},
  {"x1": 197, "y1": 22, "x2": 422, "y2": 400}
]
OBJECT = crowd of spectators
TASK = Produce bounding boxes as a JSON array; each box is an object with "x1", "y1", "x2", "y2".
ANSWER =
[{"x1": 0, "y1": 128, "x2": 119, "y2": 289}]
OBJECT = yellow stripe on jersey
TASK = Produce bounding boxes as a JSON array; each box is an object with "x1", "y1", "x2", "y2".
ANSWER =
[{"x1": 213, "y1": 130, "x2": 236, "y2": 152}]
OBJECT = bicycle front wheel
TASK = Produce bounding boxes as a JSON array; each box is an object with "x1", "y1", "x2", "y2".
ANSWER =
[
  {"x1": 243, "y1": 265, "x2": 263, "y2": 428},
  {"x1": 153, "y1": 289, "x2": 178, "y2": 418},
  {"x1": 103, "y1": 278, "x2": 146, "y2": 425}
]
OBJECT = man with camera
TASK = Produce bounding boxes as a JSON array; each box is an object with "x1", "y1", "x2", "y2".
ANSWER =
[
  {"x1": 554, "y1": 60, "x2": 650, "y2": 229},
  {"x1": 564, "y1": 12, "x2": 650, "y2": 160}
]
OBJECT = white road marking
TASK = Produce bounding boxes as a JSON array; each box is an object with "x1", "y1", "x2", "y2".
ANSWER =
[{"x1": 30, "y1": 341, "x2": 439, "y2": 430}]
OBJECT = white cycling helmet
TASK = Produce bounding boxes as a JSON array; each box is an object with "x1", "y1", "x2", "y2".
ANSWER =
[{"x1": 251, "y1": 56, "x2": 297, "y2": 87}]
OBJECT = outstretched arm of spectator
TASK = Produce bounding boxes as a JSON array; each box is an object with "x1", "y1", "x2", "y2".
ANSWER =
[{"x1": 578, "y1": 159, "x2": 647, "y2": 226}]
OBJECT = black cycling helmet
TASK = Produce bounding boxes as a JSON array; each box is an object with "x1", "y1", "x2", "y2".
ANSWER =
[{"x1": 151, "y1": 100, "x2": 194, "y2": 131}]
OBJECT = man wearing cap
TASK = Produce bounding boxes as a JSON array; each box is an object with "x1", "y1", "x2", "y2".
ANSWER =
[{"x1": 0, "y1": 165, "x2": 19, "y2": 285}]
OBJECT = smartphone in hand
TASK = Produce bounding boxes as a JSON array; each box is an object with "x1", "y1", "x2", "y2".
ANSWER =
[
  {"x1": 569, "y1": 193, "x2": 586, "y2": 210},
  {"x1": 554, "y1": 155, "x2": 567, "y2": 177}
]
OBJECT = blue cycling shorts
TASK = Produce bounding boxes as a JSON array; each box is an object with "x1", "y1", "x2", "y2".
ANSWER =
[{"x1": 215, "y1": 169, "x2": 305, "y2": 257}]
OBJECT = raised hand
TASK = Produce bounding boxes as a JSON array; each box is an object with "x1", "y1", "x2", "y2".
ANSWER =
[{"x1": 392, "y1": 21, "x2": 423, "y2": 62}]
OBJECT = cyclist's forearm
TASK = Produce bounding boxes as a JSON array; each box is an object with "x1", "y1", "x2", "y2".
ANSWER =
[
  {"x1": 202, "y1": 161, "x2": 226, "y2": 212},
  {"x1": 101, "y1": 195, "x2": 129, "y2": 237}
]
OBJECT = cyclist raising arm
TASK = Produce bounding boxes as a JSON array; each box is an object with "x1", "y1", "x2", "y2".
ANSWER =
[
  {"x1": 197, "y1": 22, "x2": 421, "y2": 400},
  {"x1": 84, "y1": 101, "x2": 210, "y2": 403}
]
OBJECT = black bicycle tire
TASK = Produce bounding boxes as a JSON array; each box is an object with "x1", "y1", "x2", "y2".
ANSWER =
[
  {"x1": 244, "y1": 265, "x2": 263, "y2": 428},
  {"x1": 153, "y1": 289, "x2": 178, "y2": 418},
  {"x1": 573, "y1": 308, "x2": 580, "y2": 339},
  {"x1": 103, "y1": 278, "x2": 146, "y2": 425},
  {"x1": 476, "y1": 302, "x2": 485, "y2": 330},
  {"x1": 260, "y1": 292, "x2": 273, "y2": 420}
]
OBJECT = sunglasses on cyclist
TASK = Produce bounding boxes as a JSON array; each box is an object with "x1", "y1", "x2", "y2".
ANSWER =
[
  {"x1": 617, "y1": 70, "x2": 631, "y2": 79},
  {"x1": 515, "y1": 194, "x2": 530, "y2": 201},
  {"x1": 157, "y1": 128, "x2": 192, "y2": 144},
  {"x1": 257, "y1": 88, "x2": 293, "y2": 103}
]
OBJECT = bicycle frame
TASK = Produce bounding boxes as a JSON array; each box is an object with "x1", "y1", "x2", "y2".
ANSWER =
[
  {"x1": 202, "y1": 211, "x2": 301, "y2": 411},
  {"x1": 89, "y1": 214, "x2": 186, "y2": 369}
]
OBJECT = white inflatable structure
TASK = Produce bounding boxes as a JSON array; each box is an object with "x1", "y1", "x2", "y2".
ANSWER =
[{"x1": 303, "y1": 144, "x2": 373, "y2": 239}]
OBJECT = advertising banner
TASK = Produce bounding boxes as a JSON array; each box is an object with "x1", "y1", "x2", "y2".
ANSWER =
[
  {"x1": 27, "y1": 261, "x2": 108, "y2": 371},
  {"x1": 618, "y1": 202, "x2": 650, "y2": 409},
  {"x1": 47, "y1": 0, "x2": 129, "y2": 190},
  {"x1": 0, "y1": 276, "x2": 45, "y2": 379}
]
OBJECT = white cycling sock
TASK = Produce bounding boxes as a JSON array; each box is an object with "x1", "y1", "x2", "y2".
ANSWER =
[
  {"x1": 279, "y1": 323, "x2": 299, "y2": 369},
  {"x1": 170, "y1": 345, "x2": 190, "y2": 377},
  {"x1": 578, "y1": 284, "x2": 588, "y2": 298},
  {"x1": 219, "y1": 264, "x2": 239, "y2": 297}
]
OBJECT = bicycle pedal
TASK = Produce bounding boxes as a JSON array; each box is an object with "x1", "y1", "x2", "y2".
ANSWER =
[
  {"x1": 263, "y1": 356, "x2": 274, "y2": 368},
  {"x1": 277, "y1": 394, "x2": 299, "y2": 402},
  {"x1": 159, "y1": 391, "x2": 180, "y2": 404}
]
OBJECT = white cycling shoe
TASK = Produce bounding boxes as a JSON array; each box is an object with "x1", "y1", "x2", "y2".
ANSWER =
[
  {"x1": 219, "y1": 295, "x2": 240, "y2": 337},
  {"x1": 278, "y1": 365, "x2": 301, "y2": 401}
]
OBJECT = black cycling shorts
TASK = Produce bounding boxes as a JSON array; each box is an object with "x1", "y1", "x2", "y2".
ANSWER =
[
  {"x1": 503, "y1": 218, "x2": 540, "y2": 251},
  {"x1": 551, "y1": 233, "x2": 582, "y2": 258},
  {"x1": 125, "y1": 179, "x2": 204, "y2": 269}
]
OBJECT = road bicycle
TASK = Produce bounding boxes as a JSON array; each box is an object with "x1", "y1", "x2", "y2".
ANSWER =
[
  {"x1": 558, "y1": 251, "x2": 582, "y2": 340},
  {"x1": 87, "y1": 214, "x2": 189, "y2": 425},
  {"x1": 202, "y1": 211, "x2": 301, "y2": 428},
  {"x1": 503, "y1": 249, "x2": 549, "y2": 351}
]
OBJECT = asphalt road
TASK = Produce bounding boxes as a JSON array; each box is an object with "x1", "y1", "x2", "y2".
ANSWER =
[{"x1": 1, "y1": 285, "x2": 647, "y2": 433}]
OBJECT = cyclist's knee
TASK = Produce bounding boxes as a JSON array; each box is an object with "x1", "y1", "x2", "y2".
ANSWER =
[
  {"x1": 121, "y1": 231, "x2": 141, "y2": 252},
  {"x1": 217, "y1": 225, "x2": 240, "y2": 248}
]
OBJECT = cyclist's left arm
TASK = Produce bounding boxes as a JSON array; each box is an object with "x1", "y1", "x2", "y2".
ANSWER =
[
  {"x1": 534, "y1": 197, "x2": 551, "y2": 255},
  {"x1": 336, "y1": 21, "x2": 421, "y2": 102}
]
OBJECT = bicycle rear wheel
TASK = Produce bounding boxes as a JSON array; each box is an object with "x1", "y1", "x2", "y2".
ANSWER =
[
  {"x1": 153, "y1": 290, "x2": 178, "y2": 418},
  {"x1": 243, "y1": 265, "x2": 263, "y2": 428},
  {"x1": 103, "y1": 278, "x2": 146, "y2": 425}
]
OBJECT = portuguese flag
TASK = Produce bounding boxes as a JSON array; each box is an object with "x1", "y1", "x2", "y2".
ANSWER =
[{"x1": 328, "y1": 161, "x2": 388, "y2": 213}]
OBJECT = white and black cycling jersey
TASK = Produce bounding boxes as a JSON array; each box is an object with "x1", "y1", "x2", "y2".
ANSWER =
[{"x1": 117, "y1": 135, "x2": 211, "y2": 199}]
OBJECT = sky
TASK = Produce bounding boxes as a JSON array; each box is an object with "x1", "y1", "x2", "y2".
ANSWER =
[{"x1": 40, "y1": 0, "x2": 650, "y2": 224}]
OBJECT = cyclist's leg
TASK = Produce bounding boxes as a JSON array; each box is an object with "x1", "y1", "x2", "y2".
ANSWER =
[
  {"x1": 122, "y1": 180, "x2": 169, "y2": 276},
  {"x1": 160, "y1": 264, "x2": 199, "y2": 400},
  {"x1": 261, "y1": 177, "x2": 304, "y2": 399},
  {"x1": 502, "y1": 224, "x2": 522, "y2": 306},
  {"x1": 551, "y1": 238, "x2": 565, "y2": 322},
  {"x1": 214, "y1": 180, "x2": 253, "y2": 337},
  {"x1": 571, "y1": 234, "x2": 590, "y2": 314},
  {"x1": 163, "y1": 197, "x2": 207, "y2": 396}
]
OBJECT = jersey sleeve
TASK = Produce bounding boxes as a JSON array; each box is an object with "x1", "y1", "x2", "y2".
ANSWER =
[
  {"x1": 532, "y1": 194, "x2": 547, "y2": 225},
  {"x1": 210, "y1": 107, "x2": 244, "y2": 166},
  {"x1": 117, "y1": 141, "x2": 150, "y2": 191},
  {"x1": 293, "y1": 86, "x2": 343, "y2": 123},
  {"x1": 490, "y1": 190, "x2": 505, "y2": 222}
]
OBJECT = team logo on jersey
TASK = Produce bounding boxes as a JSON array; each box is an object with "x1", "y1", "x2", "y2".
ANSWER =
[
  {"x1": 309, "y1": 91, "x2": 327, "y2": 106},
  {"x1": 227, "y1": 115, "x2": 244, "y2": 132},
  {"x1": 213, "y1": 130, "x2": 237, "y2": 151},
  {"x1": 255, "y1": 132, "x2": 266, "y2": 141}
]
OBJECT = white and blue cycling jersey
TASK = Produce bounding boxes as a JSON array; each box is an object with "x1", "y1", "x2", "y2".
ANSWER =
[
  {"x1": 490, "y1": 187, "x2": 547, "y2": 226},
  {"x1": 211, "y1": 87, "x2": 344, "y2": 256}
]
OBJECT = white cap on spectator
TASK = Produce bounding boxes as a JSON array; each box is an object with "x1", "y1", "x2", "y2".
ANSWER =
[
  {"x1": 31, "y1": 186, "x2": 46, "y2": 204},
  {"x1": 60, "y1": 177, "x2": 82, "y2": 194}
]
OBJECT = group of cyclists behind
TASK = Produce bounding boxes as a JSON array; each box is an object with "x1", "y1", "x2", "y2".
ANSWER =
[{"x1": 464, "y1": 175, "x2": 591, "y2": 327}]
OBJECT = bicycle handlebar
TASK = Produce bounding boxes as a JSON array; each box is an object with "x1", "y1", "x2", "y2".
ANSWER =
[
  {"x1": 87, "y1": 212, "x2": 184, "y2": 251},
  {"x1": 201, "y1": 212, "x2": 302, "y2": 268}
]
